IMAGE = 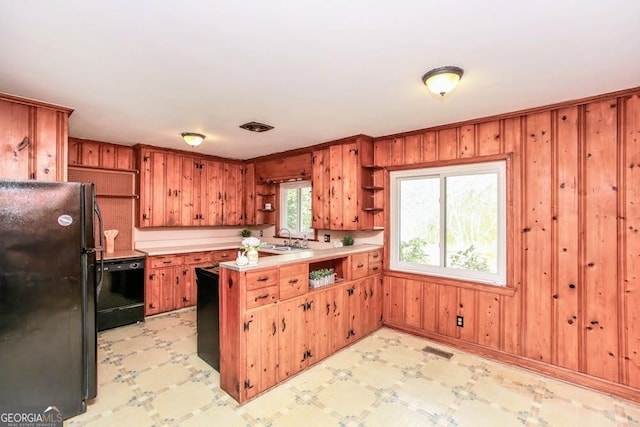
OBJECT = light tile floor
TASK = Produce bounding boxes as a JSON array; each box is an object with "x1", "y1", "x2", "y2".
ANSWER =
[{"x1": 67, "y1": 308, "x2": 640, "y2": 426}]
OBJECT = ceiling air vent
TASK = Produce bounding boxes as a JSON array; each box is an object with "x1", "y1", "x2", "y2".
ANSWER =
[{"x1": 239, "y1": 121, "x2": 274, "y2": 133}]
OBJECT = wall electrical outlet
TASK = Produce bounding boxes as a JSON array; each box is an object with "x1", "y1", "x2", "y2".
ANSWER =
[
  {"x1": 456, "y1": 316, "x2": 464, "y2": 328},
  {"x1": 323, "y1": 234, "x2": 331, "y2": 243},
  {"x1": 259, "y1": 230, "x2": 263, "y2": 237}
]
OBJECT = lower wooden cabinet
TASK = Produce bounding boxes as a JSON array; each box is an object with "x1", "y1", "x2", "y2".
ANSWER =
[
  {"x1": 220, "y1": 249, "x2": 383, "y2": 403},
  {"x1": 244, "y1": 305, "x2": 279, "y2": 399},
  {"x1": 145, "y1": 250, "x2": 221, "y2": 316}
]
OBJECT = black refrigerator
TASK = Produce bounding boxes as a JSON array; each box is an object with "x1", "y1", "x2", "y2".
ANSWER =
[{"x1": 0, "y1": 179, "x2": 103, "y2": 420}]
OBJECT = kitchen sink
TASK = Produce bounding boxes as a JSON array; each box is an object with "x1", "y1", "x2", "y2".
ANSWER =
[{"x1": 260, "y1": 244, "x2": 310, "y2": 253}]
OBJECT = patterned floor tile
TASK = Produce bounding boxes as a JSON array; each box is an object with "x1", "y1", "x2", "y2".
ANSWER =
[{"x1": 65, "y1": 308, "x2": 640, "y2": 427}]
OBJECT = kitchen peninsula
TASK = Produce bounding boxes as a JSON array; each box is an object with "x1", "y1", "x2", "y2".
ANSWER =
[{"x1": 218, "y1": 244, "x2": 383, "y2": 403}]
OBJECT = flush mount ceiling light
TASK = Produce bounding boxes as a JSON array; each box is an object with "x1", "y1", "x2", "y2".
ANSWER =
[
  {"x1": 421, "y1": 66, "x2": 464, "y2": 96},
  {"x1": 239, "y1": 121, "x2": 274, "y2": 133},
  {"x1": 181, "y1": 132, "x2": 205, "y2": 147}
]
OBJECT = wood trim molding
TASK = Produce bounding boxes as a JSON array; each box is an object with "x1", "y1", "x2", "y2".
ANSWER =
[
  {"x1": 374, "y1": 86, "x2": 640, "y2": 142},
  {"x1": 383, "y1": 321, "x2": 640, "y2": 404},
  {"x1": 384, "y1": 271, "x2": 517, "y2": 297},
  {"x1": 0, "y1": 92, "x2": 74, "y2": 115}
]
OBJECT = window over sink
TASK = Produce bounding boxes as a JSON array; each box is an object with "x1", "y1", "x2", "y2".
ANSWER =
[{"x1": 279, "y1": 180, "x2": 314, "y2": 239}]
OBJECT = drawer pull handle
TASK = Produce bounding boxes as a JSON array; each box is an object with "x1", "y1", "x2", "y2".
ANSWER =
[
  {"x1": 282, "y1": 318, "x2": 286, "y2": 332},
  {"x1": 257, "y1": 276, "x2": 269, "y2": 282},
  {"x1": 193, "y1": 258, "x2": 202, "y2": 261},
  {"x1": 272, "y1": 321, "x2": 277, "y2": 336},
  {"x1": 357, "y1": 263, "x2": 364, "y2": 268},
  {"x1": 371, "y1": 266, "x2": 379, "y2": 271},
  {"x1": 372, "y1": 254, "x2": 379, "y2": 258},
  {"x1": 163, "y1": 260, "x2": 172, "y2": 264},
  {"x1": 288, "y1": 278, "x2": 299, "y2": 284},
  {"x1": 255, "y1": 293, "x2": 270, "y2": 301}
]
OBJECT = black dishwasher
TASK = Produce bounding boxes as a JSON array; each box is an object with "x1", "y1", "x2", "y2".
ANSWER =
[
  {"x1": 97, "y1": 257, "x2": 145, "y2": 331},
  {"x1": 195, "y1": 265, "x2": 220, "y2": 371}
]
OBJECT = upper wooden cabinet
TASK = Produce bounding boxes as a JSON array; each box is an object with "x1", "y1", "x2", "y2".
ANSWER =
[
  {"x1": 311, "y1": 135, "x2": 379, "y2": 230},
  {"x1": 68, "y1": 137, "x2": 135, "y2": 170},
  {"x1": 0, "y1": 93, "x2": 72, "y2": 181},
  {"x1": 136, "y1": 145, "x2": 246, "y2": 227}
]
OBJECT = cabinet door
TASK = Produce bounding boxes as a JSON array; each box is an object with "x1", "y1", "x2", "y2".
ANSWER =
[
  {"x1": 244, "y1": 306, "x2": 279, "y2": 399},
  {"x1": 149, "y1": 151, "x2": 167, "y2": 227},
  {"x1": 347, "y1": 281, "x2": 364, "y2": 342},
  {"x1": 145, "y1": 269, "x2": 162, "y2": 316},
  {"x1": 181, "y1": 157, "x2": 196, "y2": 225},
  {"x1": 159, "y1": 266, "x2": 179, "y2": 313},
  {"x1": 180, "y1": 267, "x2": 195, "y2": 308},
  {"x1": 206, "y1": 160, "x2": 224, "y2": 225},
  {"x1": 165, "y1": 153, "x2": 182, "y2": 226},
  {"x1": 244, "y1": 162, "x2": 256, "y2": 225},
  {"x1": 341, "y1": 142, "x2": 360, "y2": 230},
  {"x1": 278, "y1": 296, "x2": 309, "y2": 380},
  {"x1": 330, "y1": 285, "x2": 350, "y2": 351},
  {"x1": 315, "y1": 288, "x2": 334, "y2": 361},
  {"x1": 311, "y1": 149, "x2": 331, "y2": 229},
  {"x1": 223, "y1": 162, "x2": 244, "y2": 225},
  {"x1": 0, "y1": 100, "x2": 30, "y2": 180},
  {"x1": 195, "y1": 160, "x2": 209, "y2": 225}
]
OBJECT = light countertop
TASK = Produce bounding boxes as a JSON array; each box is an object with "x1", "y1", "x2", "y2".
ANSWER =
[
  {"x1": 219, "y1": 244, "x2": 383, "y2": 272},
  {"x1": 136, "y1": 242, "x2": 241, "y2": 256},
  {"x1": 102, "y1": 249, "x2": 146, "y2": 261}
]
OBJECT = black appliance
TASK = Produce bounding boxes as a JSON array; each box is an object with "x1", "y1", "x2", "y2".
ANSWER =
[
  {"x1": 0, "y1": 179, "x2": 103, "y2": 420},
  {"x1": 97, "y1": 257, "x2": 145, "y2": 331},
  {"x1": 195, "y1": 265, "x2": 220, "y2": 371}
]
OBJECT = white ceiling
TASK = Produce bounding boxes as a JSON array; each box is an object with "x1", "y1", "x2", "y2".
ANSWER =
[{"x1": 1, "y1": 1, "x2": 639, "y2": 160}]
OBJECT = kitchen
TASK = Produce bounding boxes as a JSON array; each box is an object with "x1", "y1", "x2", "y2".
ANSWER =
[{"x1": 1, "y1": 2, "x2": 640, "y2": 426}]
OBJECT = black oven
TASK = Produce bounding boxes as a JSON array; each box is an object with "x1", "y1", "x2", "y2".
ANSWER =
[{"x1": 97, "y1": 257, "x2": 145, "y2": 331}]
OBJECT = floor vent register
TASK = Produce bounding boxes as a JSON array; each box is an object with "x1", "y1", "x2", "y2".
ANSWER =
[{"x1": 422, "y1": 346, "x2": 454, "y2": 359}]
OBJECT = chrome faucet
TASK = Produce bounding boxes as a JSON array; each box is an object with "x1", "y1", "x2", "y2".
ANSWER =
[{"x1": 279, "y1": 228, "x2": 291, "y2": 246}]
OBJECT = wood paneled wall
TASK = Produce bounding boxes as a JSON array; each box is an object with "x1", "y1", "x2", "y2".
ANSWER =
[{"x1": 378, "y1": 90, "x2": 640, "y2": 400}]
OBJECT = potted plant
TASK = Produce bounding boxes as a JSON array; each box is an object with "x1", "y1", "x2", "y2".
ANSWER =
[
  {"x1": 342, "y1": 235, "x2": 354, "y2": 246},
  {"x1": 240, "y1": 229, "x2": 251, "y2": 238},
  {"x1": 309, "y1": 268, "x2": 336, "y2": 288}
]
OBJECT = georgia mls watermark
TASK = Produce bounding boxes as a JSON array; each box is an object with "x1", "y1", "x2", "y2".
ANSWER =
[{"x1": 0, "y1": 406, "x2": 63, "y2": 427}]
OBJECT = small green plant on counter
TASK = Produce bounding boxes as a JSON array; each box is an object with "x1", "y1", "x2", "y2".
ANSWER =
[
  {"x1": 309, "y1": 268, "x2": 334, "y2": 280},
  {"x1": 240, "y1": 229, "x2": 251, "y2": 238},
  {"x1": 342, "y1": 235, "x2": 354, "y2": 246},
  {"x1": 309, "y1": 268, "x2": 336, "y2": 288}
]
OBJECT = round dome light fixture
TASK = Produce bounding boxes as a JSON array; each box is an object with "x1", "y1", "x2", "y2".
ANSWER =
[
  {"x1": 181, "y1": 132, "x2": 206, "y2": 147},
  {"x1": 421, "y1": 66, "x2": 464, "y2": 96}
]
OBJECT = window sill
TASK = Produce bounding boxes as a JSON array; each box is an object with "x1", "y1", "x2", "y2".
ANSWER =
[{"x1": 386, "y1": 269, "x2": 518, "y2": 296}]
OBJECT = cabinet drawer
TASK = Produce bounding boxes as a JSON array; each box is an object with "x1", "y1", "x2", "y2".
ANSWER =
[
  {"x1": 245, "y1": 268, "x2": 279, "y2": 290},
  {"x1": 368, "y1": 249, "x2": 382, "y2": 264},
  {"x1": 279, "y1": 264, "x2": 309, "y2": 301},
  {"x1": 368, "y1": 262, "x2": 382, "y2": 275},
  {"x1": 149, "y1": 255, "x2": 183, "y2": 269},
  {"x1": 246, "y1": 285, "x2": 278, "y2": 308},
  {"x1": 351, "y1": 252, "x2": 368, "y2": 280},
  {"x1": 184, "y1": 251, "x2": 213, "y2": 265},
  {"x1": 213, "y1": 250, "x2": 236, "y2": 263}
]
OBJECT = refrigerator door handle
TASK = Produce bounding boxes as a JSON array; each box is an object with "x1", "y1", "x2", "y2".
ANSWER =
[{"x1": 94, "y1": 202, "x2": 105, "y2": 299}]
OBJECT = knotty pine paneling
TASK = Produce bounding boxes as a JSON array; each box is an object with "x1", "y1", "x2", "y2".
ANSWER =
[
  {"x1": 523, "y1": 111, "x2": 554, "y2": 363},
  {"x1": 477, "y1": 121, "x2": 501, "y2": 156},
  {"x1": 379, "y1": 88, "x2": 640, "y2": 401},
  {"x1": 459, "y1": 125, "x2": 475, "y2": 158},
  {"x1": 403, "y1": 134, "x2": 422, "y2": 165},
  {"x1": 437, "y1": 128, "x2": 457, "y2": 161},
  {"x1": 501, "y1": 116, "x2": 524, "y2": 355},
  {"x1": 404, "y1": 279, "x2": 422, "y2": 328},
  {"x1": 624, "y1": 94, "x2": 640, "y2": 388},
  {"x1": 422, "y1": 132, "x2": 437, "y2": 162},
  {"x1": 583, "y1": 99, "x2": 619, "y2": 382},
  {"x1": 553, "y1": 107, "x2": 581, "y2": 371}
]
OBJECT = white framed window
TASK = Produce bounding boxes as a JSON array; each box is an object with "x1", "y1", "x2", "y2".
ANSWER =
[
  {"x1": 389, "y1": 161, "x2": 506, "y2": 285},
  {"x1": 279, "y1": 180, "x2": 313, "y2": 238}
]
